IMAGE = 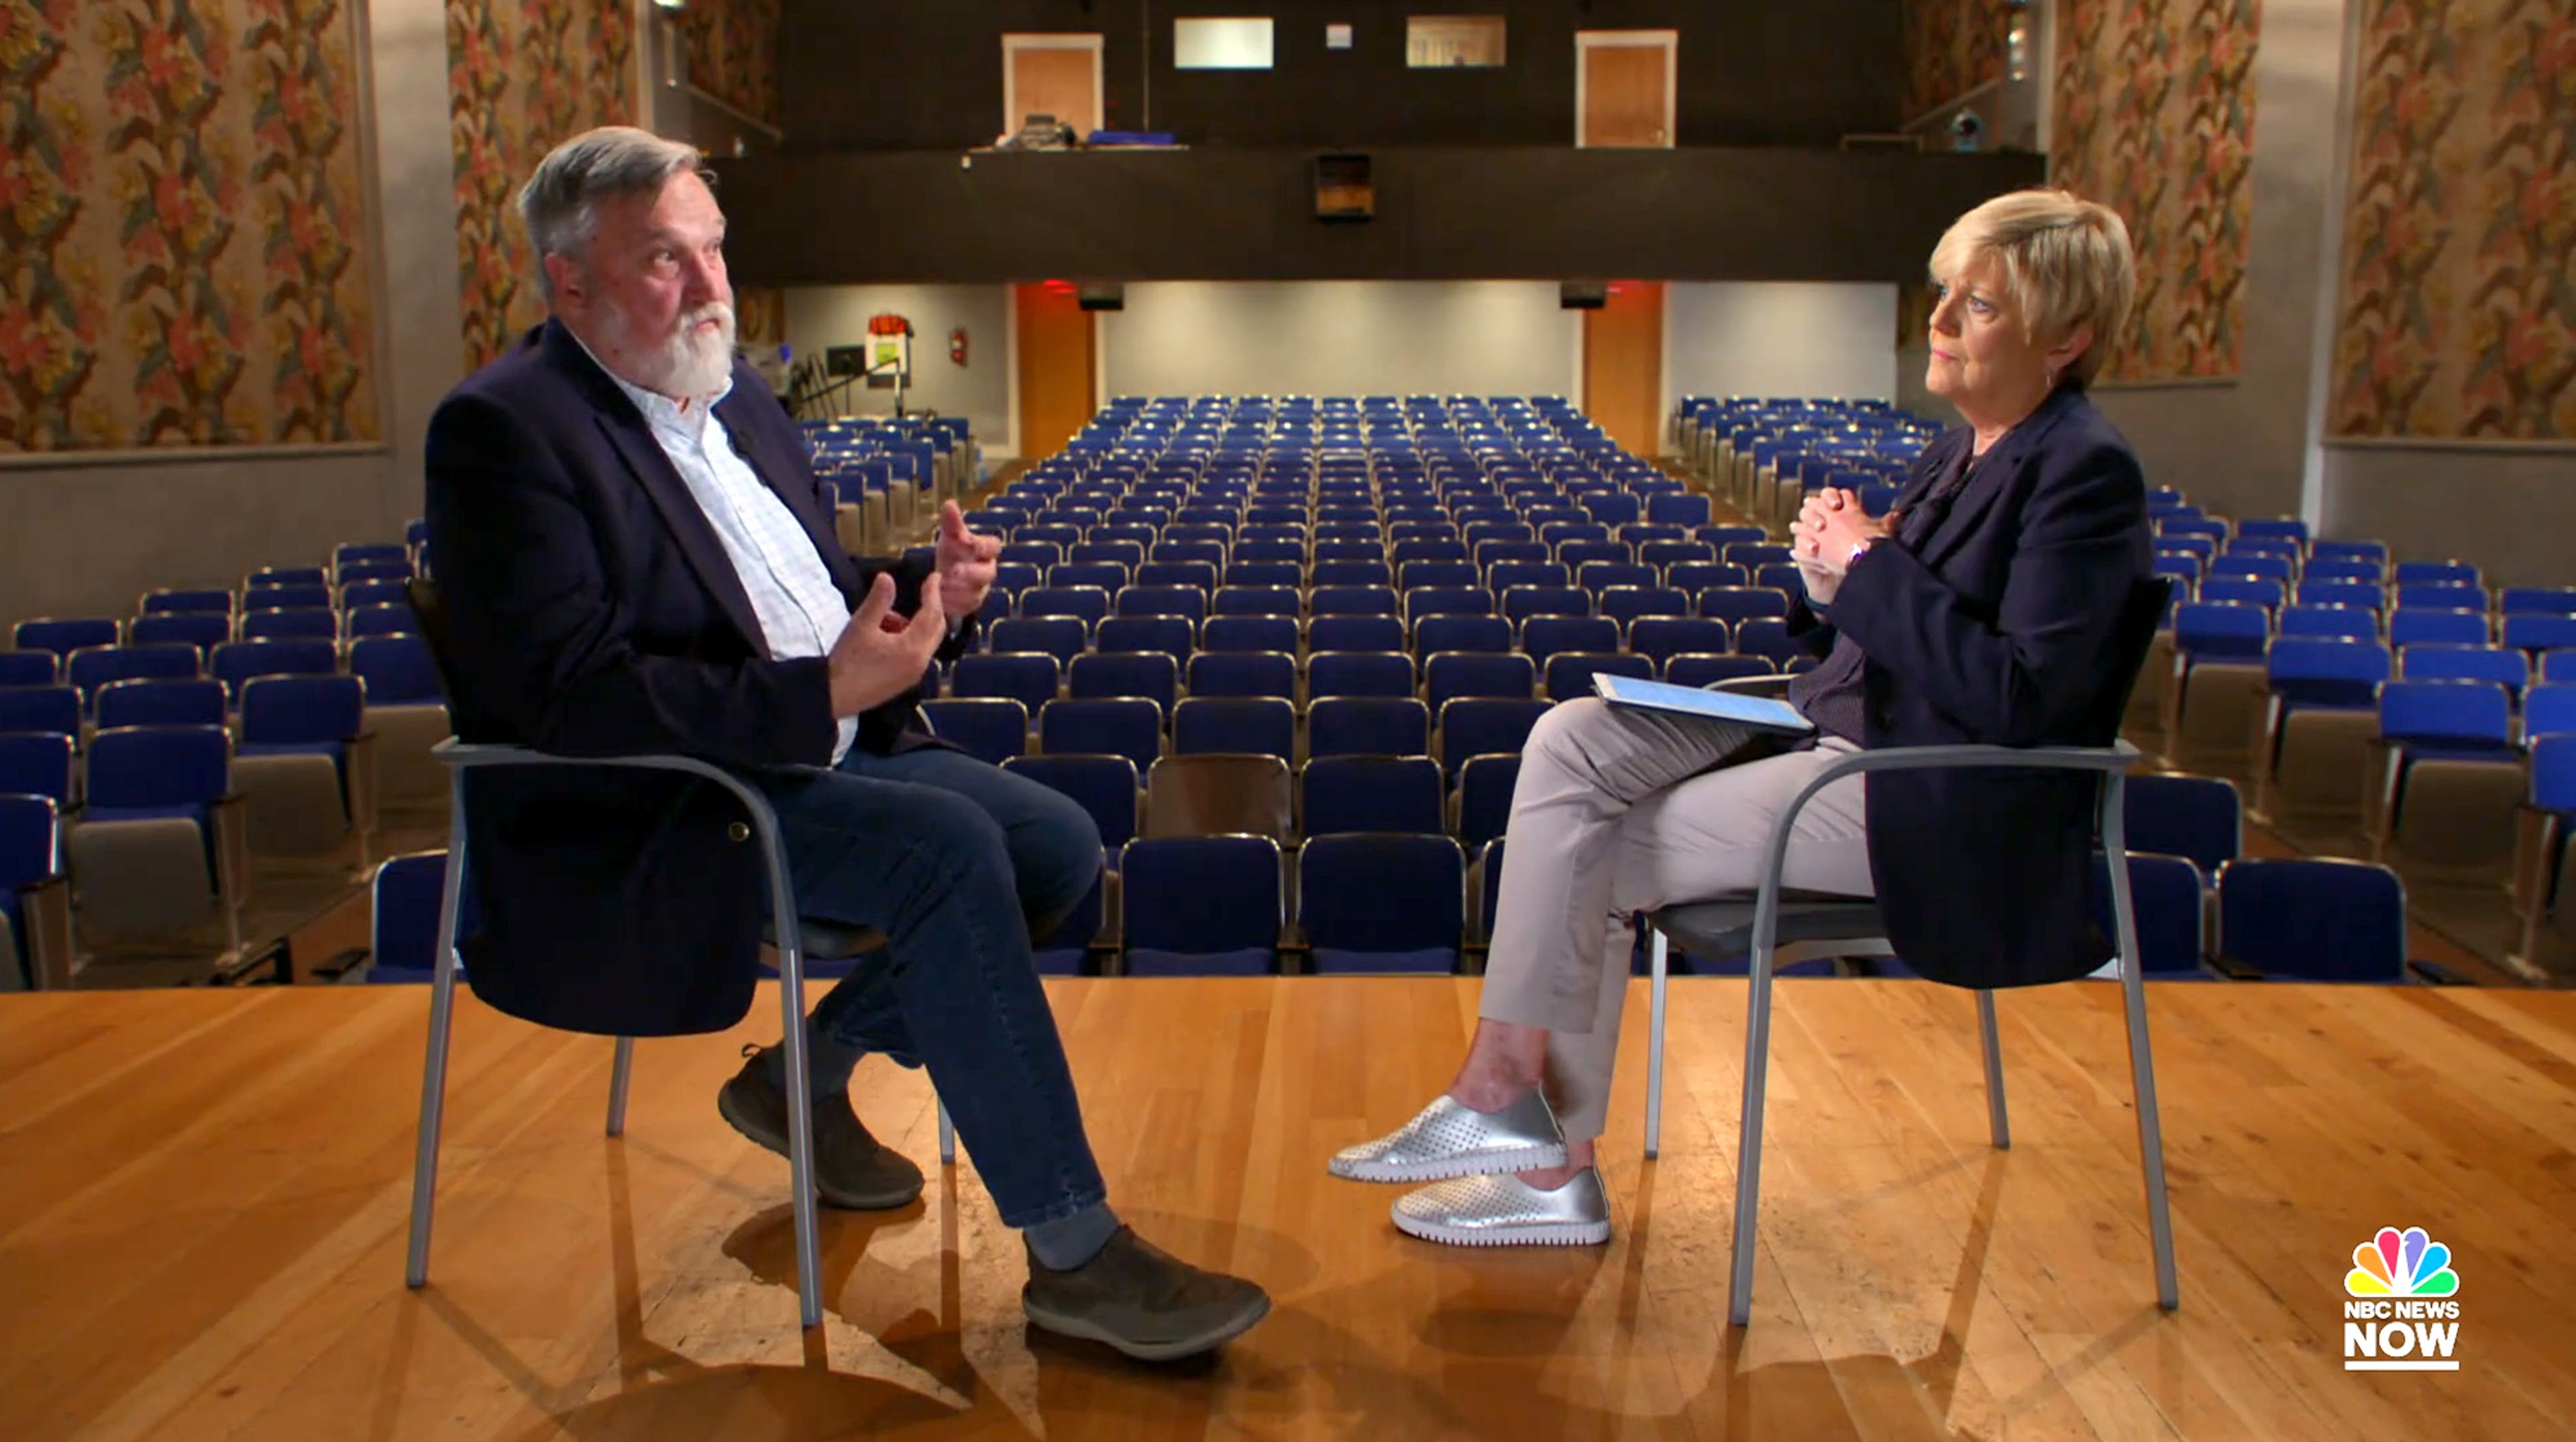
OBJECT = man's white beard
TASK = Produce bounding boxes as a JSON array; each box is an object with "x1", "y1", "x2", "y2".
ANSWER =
[{"x1": 610, "y1": 300, "x2": 737, "y2": 402}]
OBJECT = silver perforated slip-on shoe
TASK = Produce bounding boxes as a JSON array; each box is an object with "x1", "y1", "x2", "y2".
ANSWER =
[
  {"x1": 1391, "y1": 1168, "x2": 1613, "y2": 1247},
  {"x1": 1327, "y1": 1091, "x2": 1568, "y2": 1184}
]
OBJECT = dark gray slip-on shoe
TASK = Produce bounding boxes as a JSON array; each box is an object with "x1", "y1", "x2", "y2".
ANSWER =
[
  {"x1": 1022, "y1": 1227, "x2": 1273, "y2": 1362},
  {"x1": 716, "y1": 1046, "x2": 925, "y2": 1210}
]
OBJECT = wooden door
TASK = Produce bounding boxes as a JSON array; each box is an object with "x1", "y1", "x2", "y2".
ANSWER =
[
  {"x1": 1004, "y1": 36, "x2": 1102, "y2": 137},
  {"x1": 1577, "y1": 32, "x2": 1676, "y2": 148},
  {"x1": 1582, "y1": 282, "x2": 1665, "y2": 458},
  {"x1": 1015, "y1": 284, "x2": 1096, "y2": 463}
]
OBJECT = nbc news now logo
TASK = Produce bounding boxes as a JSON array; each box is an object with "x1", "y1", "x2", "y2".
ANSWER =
[{"x1": 2343, "y1": 1225, "x2": 2461, "y2": 1371}]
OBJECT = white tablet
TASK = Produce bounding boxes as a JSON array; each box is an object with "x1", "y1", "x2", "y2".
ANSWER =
[{"x1": 1592, "y1": 673, "x2": 1817, "y2": 736}]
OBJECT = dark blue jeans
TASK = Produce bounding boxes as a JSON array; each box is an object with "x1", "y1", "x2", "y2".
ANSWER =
[{"x1": 752, "y1": 742, "x2": 1106, "y2": 1228}]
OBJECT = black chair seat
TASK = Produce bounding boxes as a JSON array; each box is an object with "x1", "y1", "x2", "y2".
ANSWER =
[
  {"x1": 761, "y1": 920, "x2": 888, "y2": 960},
  {"x1": 1646, "y1": 898, "x2": 1886, "y2": 962}
]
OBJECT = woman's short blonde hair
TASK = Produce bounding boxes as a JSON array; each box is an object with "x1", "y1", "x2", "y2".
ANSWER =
[{"x1": 1929, "y1": 188, "x2": 2137, "y2": 386}]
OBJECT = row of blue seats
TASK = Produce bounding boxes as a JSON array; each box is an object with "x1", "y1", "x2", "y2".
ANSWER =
[
  {"x1": 0, "y1": 681, "x2": 376, "y2": 812},
  {"x1": 0, "y1": 633, "x2": 442, "y2": 719}
]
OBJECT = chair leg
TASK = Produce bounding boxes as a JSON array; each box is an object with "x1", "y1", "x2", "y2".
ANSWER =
[
  {"x1": 2104, "y1": 779, "x2": 2182, "y2": 1312},
  {"x1": 2120, "y1": 936, "x2": 2182, "y2": 1311},
  {"x1": 775, "y1": 940, "x2": 824, "y2": 1331},
  {"x1": 937, "y1": 1099, "x2": 957, "y2": 1165},
  {"x1": 1977, "y1": 990, "x2": 2010, "y2": 1151},
  {"x1": 1726, "y1": 943, "x2": 1778, "y2": 1327},
  {"x1": 1644, "y1": 926, "x2": 1670, "y2": 1160},
  {"x1": 405, "y1": 807, "x2": 470, "y2": 1290},
  {"x1": 606, "y1": 1036, "x2": 634, "y2": 1138}
]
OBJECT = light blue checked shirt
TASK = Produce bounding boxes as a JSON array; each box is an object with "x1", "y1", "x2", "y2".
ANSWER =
[{"x1": 586, "y1": 347, "x2": 859, "y2": 765}]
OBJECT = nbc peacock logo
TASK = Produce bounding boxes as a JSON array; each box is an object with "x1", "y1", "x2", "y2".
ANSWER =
[{"x1": 2342, "y1": 1225, "x2": 2462, "y2": 1371}]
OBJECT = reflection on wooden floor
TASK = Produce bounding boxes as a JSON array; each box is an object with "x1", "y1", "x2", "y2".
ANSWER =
[{"x1": 3, "y1": 977, "x2": 2571, "y2": 1440}]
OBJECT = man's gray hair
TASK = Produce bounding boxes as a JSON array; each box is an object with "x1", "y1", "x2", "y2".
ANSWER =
[{"x1": 517, "y1": 126, "x2": 710, "y2": 302}]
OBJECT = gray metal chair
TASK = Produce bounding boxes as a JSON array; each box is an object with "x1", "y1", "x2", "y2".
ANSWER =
[
  {"x1": 405, "y1": 740, "x2": 953, "y2": 1331},
  {"x1": 1640, "y1": 683, "x2": 2180, "y2": 1328}
]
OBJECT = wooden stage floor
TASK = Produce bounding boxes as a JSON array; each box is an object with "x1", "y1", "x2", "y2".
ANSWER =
[{"x1": 3, "y1": 977, "x2": 2572, "y2": 1441}]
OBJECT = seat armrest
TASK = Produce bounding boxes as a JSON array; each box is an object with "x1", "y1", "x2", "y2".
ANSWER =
[
  {"x1": 209, "y1": 793, "x2": 250, "y2": 910},
  {"x1": 1729, "y1": 738, "x2": 2145, "y2": 962},
  {"x1": 343, "y1": 729, "x2": 380, "y2": 838},
  {"x1": 2406, "y1": 958, "x2": 2470, "y2": 985},
  {"x1": 19, "y1": 875, "x2": 76, "y2": 990}
]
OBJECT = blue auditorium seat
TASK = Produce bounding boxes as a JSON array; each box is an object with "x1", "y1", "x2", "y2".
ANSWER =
[
  {"x1": 1308, "y1": 698, "x2": 1430, "y2": 759},
  {"x1": 2216, "y1": 858, "x2": 2412, "y2": 983},
  {"x1": 1697, "y1": 587, "x2": 1790, "y2": 625},
  {"x1": 1627, "y1": 617, "x2": 1733, "y2": 672},
  {"x1": 1425, "y1": 652, "x2": 1535, "y2": 711},
  {"x1": 1004, "y1": 755, "x2": 1142, "y2": 848},
  {"x1": 16, "y1": 618, "x2": 120, "y2": 661},
  {"x1": 1519, "y1": 616, "x2": 1621, "y2": 666},
  {"x1": 1201, "y1": 616, "x2": 1299, "y2": 655},
  {"x1": 951, "y1": 652, "x2": 1061, "y2": 716},
  {"x1": 1307, "y1": 651, "x2": 1413, "y2": 701},
  {"x1": 1545, "y1": 651, "x2": 1654, "y2": 702},
  {"x1": 1303, "y1": 756, "x2": 1444, "y2": 836},
  {"x1": 2504, "y1": 614, "x2": 2576, "y2": 655},
  {"x1": 2121, "y1": 773, "x2": 2241, "y2": 875},
  {"x1": 2388, "y1": 608, "x2": 2488, "y2": 649},
  {"x1": 1436, "y1": 698, "x2": 1550, "y2": 781},
  {"x1": 127, "y1": 612, "x2": 231, "y2": 655},
  {"x1": 68, "y1": 644, "x2": 201, "y2": 710},
  {"x1": 1069, "y1": 651, "x2": 1179, "y2": 718},
  {"x1": 2089, "y1": 852, "x2": 2212, "y2": 977},
  {"x1": 1454, "y1": 753, "x2": 1519, "y2": 851},
  {"x1": 0, "y1": 732, "x2": 74, "y2": 806},
  {"x1": 1732, "y1": 618, "x2": 1801, "y2": 667},
  {"x1": 920, "y1": 697, "x2": 1030, "y2": 766},
  {"x1": 1211, "y1": 586, "x2": 1301, "y2": 618},
  {"x1": 1186, "y1": 650, "x2": 1297, "y2": 701},
  {"x1": 0, "y1": 794, "x2": 64, "y2": 987},
  {"x1": 1096, "y1": 615, "x2": 1196, "y2": 661},
  {"x1": 1598, "y1": 587, "x2": 1690, "y2": 627},
  {"x1": 347, "y1": 635, "x2": 442, "y2": 706},
  {"x1": 1121, "y1": 836, "x2": 1283, "y2": 976},
  {"x1": 1040, "y1": 697, "x2": 1163, "y2": 776},
  {"x1": 139, "y1": 589, "x2": 233, "y2": 616},
  {"x1": 1173, "y1": 697, "x2": 1295, "y2": 763},
  {"x1": 1412, "y1": 614, "x2": 1513, "y2": 655},
  {"x1": 95, "y1": 677, "x2": 226, "y2": 730},
  {"x1": 2401, "y1": 645, "x2": 2528, "y2": 701},
  {"x1": 989, "y1": 617, "x2": 1090, "y2": 669},
  {"x1": 1298, "y1": 834, "x2": 1466, "y2": 975}
]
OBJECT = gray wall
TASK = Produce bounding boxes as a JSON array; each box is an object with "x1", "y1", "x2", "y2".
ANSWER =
[
  {"x1": 2323, "y1": 447, "x2": 2576, "y2": 587},
  {"x1": 1666, "y1": 283, "x2": 1898, "y2": 413},
  {"x1": 782, "y1": 284, "x2": 1014, "y2": 452},
  {"x1": 0, "y1": 0, "x2": 463, "y2": 629},
  {"x1": 1100, "y1": 282, "x2": 1580, "y2": 401}
]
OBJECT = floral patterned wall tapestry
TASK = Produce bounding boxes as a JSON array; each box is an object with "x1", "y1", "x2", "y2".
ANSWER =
[
  {"x1": 679, "y1": 0, "x2": 777, "y2": 127},
  {"x1": 2330, "y1": 0, "x2": 2573, "y2": 439},
  {"x1": 447, "y1": 0, "x2": 637, "y2": 373},
  {"x1": 1, "y1": 0, "x2": 378, "y2": 452},
  {"x1": 1903, "y1": 0, "x2": 2012, "y2": 122},
  {"x1": 2051, "y1": 0, "x2": 2260, "y2": 382}
]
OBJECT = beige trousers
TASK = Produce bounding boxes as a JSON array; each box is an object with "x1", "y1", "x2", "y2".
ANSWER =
[{"x1": 1480, "y1": 698, "x2": 1874, "y2": 1140}]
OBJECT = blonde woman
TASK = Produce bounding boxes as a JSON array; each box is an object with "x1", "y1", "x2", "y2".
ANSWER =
[{"x1": 1330, "y1": 188, "x2": 2153, "y2": 1246}]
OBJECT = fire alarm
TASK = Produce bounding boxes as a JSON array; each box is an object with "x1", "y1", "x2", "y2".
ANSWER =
[{"x1": 950, "y1": 328, "x2": 969, "y2": 366}]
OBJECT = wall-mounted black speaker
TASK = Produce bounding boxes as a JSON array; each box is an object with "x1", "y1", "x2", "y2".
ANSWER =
[
  {"x1": 1077, "y1": 282, "x2": 1126, "y2": 311},
  {"x1": 1560, "y1": 282, "x2": 1607, "y2": 310},
  {"x1": 1315, "y1": 152, "x2": 1374, "y2": 221}
]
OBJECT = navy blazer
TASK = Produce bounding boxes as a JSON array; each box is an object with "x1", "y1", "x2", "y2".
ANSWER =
[
  {"x1": 421, "y1": 319, "x2": 971, "y2": 1036},
  {"x1": 1792, "y1": 384, "x2": 2156, "y2": 989}
]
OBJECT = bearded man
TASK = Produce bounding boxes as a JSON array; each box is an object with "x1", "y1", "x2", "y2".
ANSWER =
[{"x1": 419, "y1": 127, "x2": 1270, "y2": 1363}]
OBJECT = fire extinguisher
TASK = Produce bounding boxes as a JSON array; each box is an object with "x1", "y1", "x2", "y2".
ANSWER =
[{"x1": 949, "y1": 328, "x2": 969, "y2": 366}]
